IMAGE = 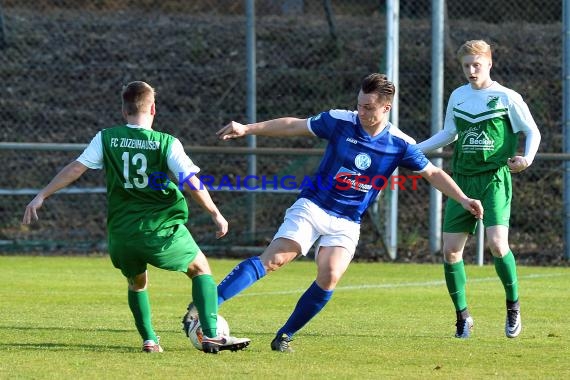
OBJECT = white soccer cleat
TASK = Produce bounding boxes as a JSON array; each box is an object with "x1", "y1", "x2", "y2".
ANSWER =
[
  {"x1": 505, "y1": 308, "x2": 522, "y2": 338},
  {"x1": 201, "y1": 335, "x2": 251, "y2": 354},
  {"x1": 142, "y1": 338, "x2": 163, "y2": 353},
  {"x1": 455, "y1": 316, "x2": 474, "y2": 339}
]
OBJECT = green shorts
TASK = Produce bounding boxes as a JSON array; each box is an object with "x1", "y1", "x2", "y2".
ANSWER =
[
  {"x1": 443, "y1": 166, "x2": 512, "y2": 234},
  {"x1": 108, "y1": 224, "x2": 200, "y2": 278}
]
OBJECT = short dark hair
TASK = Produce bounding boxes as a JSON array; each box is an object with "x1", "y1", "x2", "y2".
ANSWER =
[
  {"x1": 360, "y1": 73, "x2": 395, "y2": 104},
  {"x1": 121, "y1": 81, "x2": 155, "y2": 116}
]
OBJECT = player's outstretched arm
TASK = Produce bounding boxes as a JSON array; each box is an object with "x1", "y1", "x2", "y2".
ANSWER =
[
  {"x1": 183, "y1": 174, "x2": 228, "y2": 239},
  {"x1": 415, "y1": 130, "x2": 457, "y2": 153},
  {"x1": 216, "y1": 118, "x2": 312, "y2": 140},
  {"x1": 22, "y1": 161, "x2": 89, "y2": 224},
  {"x1": 419, "y1": 163, "x2": 484, "y2": 219}
]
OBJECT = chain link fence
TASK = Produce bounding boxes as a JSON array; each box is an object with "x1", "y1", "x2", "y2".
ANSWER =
[{"x1": 0, "y1": 0, "x2": 564, "y2": 264}]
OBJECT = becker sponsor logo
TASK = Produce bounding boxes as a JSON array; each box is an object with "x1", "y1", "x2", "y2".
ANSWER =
[{"x1": 461, "y1": 129, "x2": 494, "y2": 152}]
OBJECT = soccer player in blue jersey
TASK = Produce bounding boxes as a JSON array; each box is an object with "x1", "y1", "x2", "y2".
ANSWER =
[
  {"x1": 416, "y1": 40, "x2": 541, "y2": 339},
  {"x1": 183, "y1": 73, "x2": 484, "y2": 352}
]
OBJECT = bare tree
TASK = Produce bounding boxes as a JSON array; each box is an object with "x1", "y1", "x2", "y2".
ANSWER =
[
  {"x1": 323, "y1": 0, "x2": 337, "y2": 41},
  {"x1": 443, "y1": 0, "x2": 454, "y2": 62},
  {"x1": 0, "y1": 4, "x2": 6, "y2": 49}
]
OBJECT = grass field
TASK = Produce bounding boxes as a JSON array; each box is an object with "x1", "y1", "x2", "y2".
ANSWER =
[{"x1": 0, "y1": 256, "x2": 568, "y2": 379}]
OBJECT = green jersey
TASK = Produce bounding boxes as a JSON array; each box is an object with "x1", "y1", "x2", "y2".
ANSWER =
[
  {"x1": 443, "y1": 82, "x2": 537, "y2": 175},
  {"x1": 100, "y1": 125, "x2": 188, "y2": 236}
]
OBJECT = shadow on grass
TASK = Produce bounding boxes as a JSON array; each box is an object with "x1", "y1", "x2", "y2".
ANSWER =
[
  {"x1": 0, "y1": 342, "x2": 135, "y2": 352},
  {"x1": 0, "y1": 325, "x2": 132, "y2": 333}
]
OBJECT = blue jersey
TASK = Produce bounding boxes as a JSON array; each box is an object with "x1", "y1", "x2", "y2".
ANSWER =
[{"x1": 299, "y1": 109, "x2": 429, "y2": 223}]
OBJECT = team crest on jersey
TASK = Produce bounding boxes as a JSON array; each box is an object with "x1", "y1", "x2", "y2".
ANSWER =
[
  {"x1": 354, "y1": 153, "x2": 371, "y2": 170},
  {"x1": 486, "y1": 96, "x2": 500, "y2": 109}
]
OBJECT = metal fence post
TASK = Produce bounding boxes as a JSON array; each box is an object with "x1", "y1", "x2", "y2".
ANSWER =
[
  {"x1": 386, "y1": 0, "x2": 399, "y2": 260},
  {"x1": 429, "y1": 0, "x2": 444, "y2": 256},
  {"x1": 562, "y1": 1, "x2": 570, "y2": 260},
  {"x1": 246, "y1": 0, "x2": 257, "y2": 241}
]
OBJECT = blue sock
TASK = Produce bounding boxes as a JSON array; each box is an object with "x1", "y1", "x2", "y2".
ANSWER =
[
  {"x1": 217, "y1": 256, "x2": 266, "y2": 305},
  {"x1": 277, "y1": 281, "x2": 333, "y2": 338}
]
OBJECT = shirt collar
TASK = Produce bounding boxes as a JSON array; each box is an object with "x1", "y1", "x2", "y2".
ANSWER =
[{"x1": 126, "y1": 123, "x2": 152, "y2": 130}]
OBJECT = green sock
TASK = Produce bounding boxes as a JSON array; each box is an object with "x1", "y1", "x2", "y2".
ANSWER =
[
  {"x1": 192, "y1": 274, "x2": 218, "y2": 338},
  {"x1": 128, "y1": 289, "x2": 157, "y2": 342},
  {"x1": 444, "y1": 261, "x2": 468, "y2": 311},
  {"x1": 494, "y1": 251, "x2": 519, "y2": 302}
]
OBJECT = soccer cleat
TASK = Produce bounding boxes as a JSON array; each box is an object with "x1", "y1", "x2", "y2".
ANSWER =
[
  {"x1": 142, "y1": 338, "x2": 164, "y2": 353},
  {"x1": 182, "y1": 311, "x2": 196, "y2": 338},
  {"x1": 505, "y1": 307, "x2": 522, "y2": 338},
  {"x1": 181, "y1": 302, "x2": 198, "y2": 337},
  {"x1": 270, "y1": 333, "x2": 293, "y2": 352},
  {"x1": 186, "y1": 302, "x2": 198, "y2": 318},
  {"x1": 454, "y1": 316, "x2": 474, "y2": 339},
  {"x1": 201, "y1": 335, "x2": 251, "y2": 354}
]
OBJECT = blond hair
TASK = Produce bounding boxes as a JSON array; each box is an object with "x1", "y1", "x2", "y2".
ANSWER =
[
  {"x1": 456, "y1": 40, "x2": 492, "y2": 62},
  {"x1": 121, "y1": 81, "x2": 155, "y2": 116}
]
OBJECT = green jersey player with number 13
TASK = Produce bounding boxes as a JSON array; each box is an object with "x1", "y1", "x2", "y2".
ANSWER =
[
  {"x1": 416, "y1": 40, "x2": 541, "y2": 339},
  {"x1": 22, "y1": 81, "x2": 250, "y2": 354}
]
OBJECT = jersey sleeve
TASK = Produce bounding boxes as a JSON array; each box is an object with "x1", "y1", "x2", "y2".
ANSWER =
[
  {"x1": 400, "y1": 143, "x2": 430, "y2": 172},
  {"x1": 442, "y1": 92, "x2": 459, "y2": 136},
  {"x1": 308, "y1": 109, "x2": 358, "y2": 140},
  {"x1": 415, "y1": 93, "x2": 458, "y2": 153},
  {"x1": 307, "y1": 111, "x2": 337, "y2": 140},
  {"x1": 508, "y1": 96, "x2": 541, "y2": 164},
  {"x1": 167, "y1": 138, "x2": 201, "y2": 179},
  {"x1": 415, "y1": 129, "x2": 457, "y2": 153},
  {"x1": 508, "y1": 93, "x2": 538, "y2": 134},
  {"x1": 76, "y1": 131, "x2": 103, "y2": 169}
]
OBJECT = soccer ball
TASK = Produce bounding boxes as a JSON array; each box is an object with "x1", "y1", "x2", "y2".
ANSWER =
[{"x1": 187, "y1": 314, "x2": 231, "y2": 350}]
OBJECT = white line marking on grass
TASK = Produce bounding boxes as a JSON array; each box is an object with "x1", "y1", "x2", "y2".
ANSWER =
[{"x1": 239, "y1": 272, "x2": 568, "y2": 297}]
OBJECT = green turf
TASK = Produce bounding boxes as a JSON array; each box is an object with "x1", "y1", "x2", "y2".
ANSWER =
[{"x1": 0, "y1": 256, "x2": 568, "y2": 379}]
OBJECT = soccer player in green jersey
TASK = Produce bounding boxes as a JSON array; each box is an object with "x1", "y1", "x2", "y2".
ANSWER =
[
  {"x1": 416, "y1": 40, "x2": 541, "y2": 339},
  {"x1": 22, "y1": 81, "x2": 250, "y2": 354}
]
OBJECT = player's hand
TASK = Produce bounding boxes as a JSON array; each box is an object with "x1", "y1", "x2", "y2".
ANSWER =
[
  {"x1": 461, "y1": 198, "x2": 484, "y2": 219},
  {"x1": 216, "y1": 121, "x2": 247, "y2": 140},
  {"x1": 211, "y1": 212, "x2": 229, "y2": 239},
  {"x1": 22, "y1": 195, "x2": 45, "y2": 224},
  {"x1": 507, "y1": 156, "x2": 529, "y2": 173}
]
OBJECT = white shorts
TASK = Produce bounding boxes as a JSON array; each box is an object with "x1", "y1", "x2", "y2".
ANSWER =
[{"x1": 273, "y1": 198, "x2": 360, "y2": 257}]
